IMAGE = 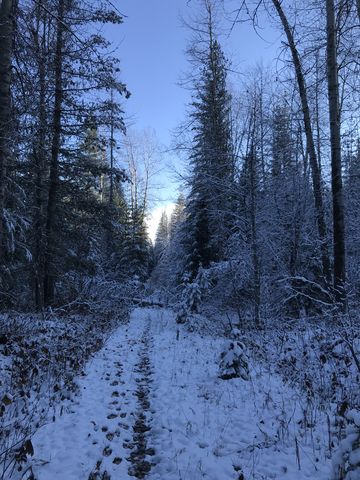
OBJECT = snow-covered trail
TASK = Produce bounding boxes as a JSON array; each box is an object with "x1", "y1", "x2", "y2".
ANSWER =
[
  {"x1": 32, "y1": 308, "x2": 155, "y2": 480},
  {"x1": 31, "y1": 307, "x2": 332, "y2": 480}
]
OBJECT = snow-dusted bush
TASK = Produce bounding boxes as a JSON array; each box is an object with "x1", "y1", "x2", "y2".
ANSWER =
[
  {"x1": 184, "y1": 280, "x2": 202, "y2": 313},
  {"x1": 174, "y1": 269, "x2": 209, "y2": 324},
  {"x1": 56, "y1": 273, "x2": 137, "y2": 319},
  {"x1": 175, "y1": 304, "x2": 187, "y2": 324},
  {"x1": 241, "y1": 315, "x2": 360, "y2": 477},
  {"x1": 272, "y1": 324, "x2": 360, "y2": 410},
  {"x1": 332, "y1": 409, "x2": 360, "y2": 480},
  {"x1": 219, "y1": 335, "x2": 250, "y2": 381},
  {"x1": 204, "y1": 256, "x2": 253, "y2": 311},
  {"x1": 184, "y1": 268, "x2": 209, "y2": 312}
]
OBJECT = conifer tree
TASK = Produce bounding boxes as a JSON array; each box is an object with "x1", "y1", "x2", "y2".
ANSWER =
[
  {"x1": 169, "y1": 194, "x2": 186, "y2": 240},
  {"x1": 1, "y1": 0, "x2": 130, "y2": 308},
  {"x1": 120, "y1": 206, "x2": 150, "y2": 281},
  {"x1": 152, "y1": 195, "x2": 186, "y2": 289},
  {"x1": 154, "y1": 211, "x2": 169, "y2": 263},
  {"x1": 183, "y1": 12, "x2": 235, "y2": 280}
]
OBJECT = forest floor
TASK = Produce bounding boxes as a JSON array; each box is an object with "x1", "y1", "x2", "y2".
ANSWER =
[{"x1": 29, "y1": 307, "x2": 332, "y2": 480}]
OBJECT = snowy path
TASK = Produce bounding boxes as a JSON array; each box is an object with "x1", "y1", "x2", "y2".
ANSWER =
[
  {"x1": 31, "y1": 308, "x2": 332, "y2": 480},
  {"x1": 32, "y1": 308, "x2": 154, "y2": 480}
]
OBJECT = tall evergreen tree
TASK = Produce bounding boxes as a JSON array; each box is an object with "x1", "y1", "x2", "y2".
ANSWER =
[
  {"x1": 120, "y1": 206, "x2": 150, "y2": 281},
  {"x1": 0, "y1": 0, "x2": 130, "y2": 309},
  {"x1": 154, "y1": 211, "x2": 169, "y2": 263},
  {"x1": 169, "y1": 194, "x2": 186, "y2": 240},
  {"x1": 183, "y1": 21, "x2": 235, "y2": 279},
  {"x1": 152, "y1": 195, "x2": 186, "y2": 289}
]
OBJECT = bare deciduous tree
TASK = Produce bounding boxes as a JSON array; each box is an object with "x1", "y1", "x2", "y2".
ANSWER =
[
  {"x1": 271, "y1": 0, "x2": 331, "y2": 285},
  {"x1": 326, "y1": 0, "x2": 346, "y2": 306}
]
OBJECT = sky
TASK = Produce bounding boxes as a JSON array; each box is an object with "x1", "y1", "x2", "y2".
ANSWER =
[
  {"x1": 105, "y1": 0, "x2": 281, "y2": 239},
  {"x1": 112, "y1": 0, "x2": 280, "y2": 145}
]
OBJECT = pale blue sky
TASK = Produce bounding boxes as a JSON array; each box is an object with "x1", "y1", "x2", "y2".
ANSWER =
[
  {"x1": 109, "y1": 0, "x2": 280, "y2": 147},
  {"x1": 110, "y1": 0, "x2": 191, "y2": 145},
  {"x1": 105, "y1": 0, "x2": 280, "y2": 223}
]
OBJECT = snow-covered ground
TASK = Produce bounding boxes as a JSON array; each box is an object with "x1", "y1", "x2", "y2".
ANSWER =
[
  {"x1": 31, "y1": 309, "x2": 151, "y2": 480},
  {"x1": 29, "y1": 307, "x2": 332, "y2": 479}
]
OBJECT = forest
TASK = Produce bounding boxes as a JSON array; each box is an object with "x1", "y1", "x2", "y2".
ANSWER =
[{"x1": 0, "y1": 0, "x2": 359, "y2": 479}]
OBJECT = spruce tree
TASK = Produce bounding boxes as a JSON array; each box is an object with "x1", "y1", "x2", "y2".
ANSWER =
[
  {"x1": 183, "y1": 31, "x2": 235, "y2": 279},
  {"x1": 119, "y1": 206, "x2": 150, "y2": 281},
  {"x1": 154, "y1": 211, "x2": 169, "y2": 263},
  {"x1": 169, "y1": 194, "x2": 186, "y2": 240},
  {"x1": 152, "y1": 195, "x2": 186, "y2": 289}
]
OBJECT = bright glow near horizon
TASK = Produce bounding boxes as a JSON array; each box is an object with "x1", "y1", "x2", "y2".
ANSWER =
[{"x1": 146, "y1": 203, "x2": 175, "y2": 244}]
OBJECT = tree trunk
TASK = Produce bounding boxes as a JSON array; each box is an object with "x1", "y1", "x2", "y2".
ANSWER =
[
  {"x1": 326, "y1": 0, "x2": 346, "y2": 306},
  {"x1": 109, "y1": 89, "x2": 114, "y2": 206},
  {"x1": 32, "y1": 4, "x2": 47, "y2": 310},
  {"x1": 315, "y1": 51, "x2": 322, "y2": 179},
  {"x1": 249, "y1": 146, "x2": 261, "y2": 328},
  {"x1": 271, "y1": 0, "x2": 331, "y2": 286},
  {"x1": 43, "y1": 0, "x2": 65, "y2": 306},
  {"x1": 0, "y1": 0, "x2": 14, "y2": 263},
  {"x1": 248, "y1": 107, "x2": 261, "y2": 328}
]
